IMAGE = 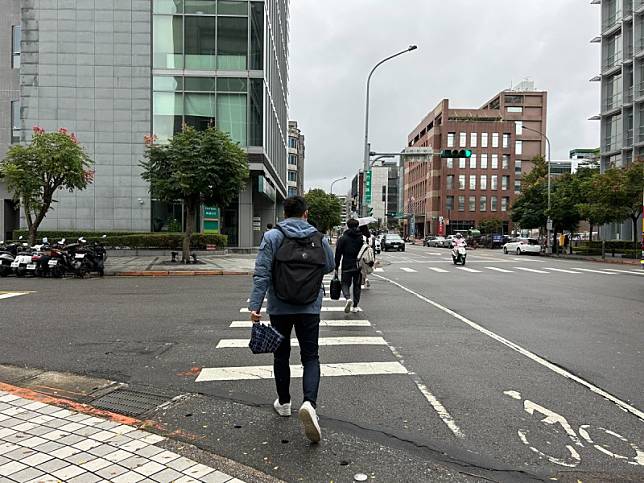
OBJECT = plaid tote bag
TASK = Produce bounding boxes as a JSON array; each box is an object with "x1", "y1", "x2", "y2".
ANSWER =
[{"x1": 249, "y1": 323, "x2": 285, "y2": 354}]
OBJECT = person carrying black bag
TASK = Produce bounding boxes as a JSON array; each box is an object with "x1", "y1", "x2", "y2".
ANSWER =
[
  {"x1": 334, "y1": 218, "x2": 366, "y2": 313},
  {"x1": 248, "y1": 196, "x2": 335, "y2": 443}
]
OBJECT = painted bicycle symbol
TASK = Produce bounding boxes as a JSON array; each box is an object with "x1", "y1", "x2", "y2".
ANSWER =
[{"x1": 504, "y1": 390, "x2": 644, "y2": 468}]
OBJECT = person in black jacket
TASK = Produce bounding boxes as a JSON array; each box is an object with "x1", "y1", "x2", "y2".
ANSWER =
[{"x1": 335, "y1": 218, "x2": 365, "y2": 313}]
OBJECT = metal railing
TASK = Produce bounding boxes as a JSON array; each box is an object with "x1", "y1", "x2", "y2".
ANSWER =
[
  {"x1": 636, "y1": 0, "x2": 644, "y2": 12},
  {"x1": 625, "y1": 85, "x2": 633, "y2": 103},
  {"x1": 603, "y1": 91, "x2": 623, "y2": 111},
  {"x1": 602, "y1": 11, "x2": 622, "y2": 31},
  {"x1": 637, "y1": 80, "x2": 644, "y2": 98},
  {"x1": 603, "y1": 134, "x2": 623, "y2": 152},
  {"x1": 639, "y1": 125, "x2": 644, "y2": 136},
  {"x1": 602, "y1": 51, "x2": 623, "y2": 71},
  {"x1": 625, "y1": 128, "x2": 633, "y2": 146}
]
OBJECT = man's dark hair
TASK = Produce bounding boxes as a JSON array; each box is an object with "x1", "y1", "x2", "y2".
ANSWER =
[
  {"x1": 284, "y1": 196, "x2": 308, "y2": 218},
  {"x1": 266, "y1": 223, "x2": 273, "y2": 230},
  {"x1": 347, "y1": 218, "x2": 359, "y2": 229}
]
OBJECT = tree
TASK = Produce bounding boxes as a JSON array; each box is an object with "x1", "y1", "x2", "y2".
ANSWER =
[
  {"x1": 549, "y1": 173, "x2": 584, "y2": 234},
  {"x1": 478, "y1": 217, "x2": 503, "y2": 234},
  {"x1": 141, "y1": 126, "x2": 249, "y2": 262},
  {"x1": 304, "y1": 189, "x2": 342, "y2": 233},
  {"x1": 510, "y1": 155, "x2": 549, "y2": 231},
  {"x1": 0, "y1": 127, "x2": 93, "y2": 245}
]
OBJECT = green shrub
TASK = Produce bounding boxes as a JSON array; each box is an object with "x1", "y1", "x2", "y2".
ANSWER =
[
  {"x1": 577, "y1": 240, "x2": 638, "y2": 250},
  {"x1": 11, "y1": 230, "x2": 227, "y2": 249}
]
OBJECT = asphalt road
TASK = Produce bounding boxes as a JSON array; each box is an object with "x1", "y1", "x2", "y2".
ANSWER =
[{"x1": 0, "y1": 246, "x2": 642, "y2": 482}]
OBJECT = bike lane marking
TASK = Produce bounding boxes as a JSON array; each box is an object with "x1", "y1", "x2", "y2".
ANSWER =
[{"x1": 373, "y1": 274, "x2": 644, "y2": 422}]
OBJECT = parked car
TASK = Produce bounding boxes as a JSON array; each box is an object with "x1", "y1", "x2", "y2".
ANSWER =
[
  {"x1": 441, "y1": 235, "x2": 456, "y2": 248},
  {"x1": 382, "y1": 234, "x2": 405, "y2": 252},
  {"x1": 503, "y1": 238, "x2": 542, "y2": 255},
  {"x1": 428, "y1": 236, "x2": 446, "y2": 248},
  {"x1": 423, "y1": 236, "x2": 436, "y2": 247}
]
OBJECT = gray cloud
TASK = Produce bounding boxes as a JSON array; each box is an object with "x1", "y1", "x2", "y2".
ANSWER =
[{"x1": 289, "y1": 0, "x2": 600, "y2": 196}]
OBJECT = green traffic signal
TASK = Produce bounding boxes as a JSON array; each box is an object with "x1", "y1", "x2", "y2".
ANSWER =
[{"x1": 440, "y1": 149, "x2": 472, "y2": 158}]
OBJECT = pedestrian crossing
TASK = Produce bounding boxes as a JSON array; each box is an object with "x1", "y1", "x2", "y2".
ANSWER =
[
  {"x1": 375, "y1": 265, "x2": 644, "y2": 277},
  {"x1": 194, "y1": 275, "x2": 408, "y2": 384},
  {"x1": 0, "y1": 291, "x2": 32, "y2": 301}
]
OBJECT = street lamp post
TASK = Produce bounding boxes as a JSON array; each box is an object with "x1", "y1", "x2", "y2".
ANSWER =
[
  {"x1": 330, "y1": 176, "x2": 347, "y2": 195},
  {"x1": 521, "y1": 125, "x2": 552, "y2": 254},
  {"x1": 363, "y1": 45, "x2": 418, "y2": 214}
]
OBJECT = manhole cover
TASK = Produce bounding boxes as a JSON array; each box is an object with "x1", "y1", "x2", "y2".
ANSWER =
[{"x1": 91, "y1": 388, "x2": 172, "y2": 417}]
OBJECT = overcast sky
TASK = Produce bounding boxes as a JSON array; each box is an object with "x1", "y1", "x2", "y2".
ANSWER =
[{"x1": 289, "y1": 0, "x2": 601, "y2": 196}]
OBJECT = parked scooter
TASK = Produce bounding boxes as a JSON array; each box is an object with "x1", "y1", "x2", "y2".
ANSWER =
[
  {"x1": 11, "y1": 238, "x2": 33, "y2": 277},
  {"x1": 0, "y1": 240, "x2": 19, "y2": 277}
]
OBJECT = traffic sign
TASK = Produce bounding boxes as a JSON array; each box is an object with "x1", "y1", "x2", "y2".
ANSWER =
[{"x1": 365, "y1": 171, "x2": 372, "y2": 204}]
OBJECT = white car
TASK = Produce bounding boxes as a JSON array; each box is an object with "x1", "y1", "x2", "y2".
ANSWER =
[{"x1": 503, "y1": 238, "x2": 542, "y2": 255}]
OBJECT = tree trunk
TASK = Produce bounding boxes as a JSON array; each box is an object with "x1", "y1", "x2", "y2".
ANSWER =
[
  {"x1": 589, "y1": 223, "x2": 593, "y2": 242},
  {"x1": 632, "y1": 216, "x2": 639, "y2": 256},
  {"x1": 183, "y1": 201, "x2": 197, "y2": 263}
]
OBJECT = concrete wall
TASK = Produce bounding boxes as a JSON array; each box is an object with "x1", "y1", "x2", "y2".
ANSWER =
[{"x1": 20, "y1": 0, "x2": 152, "y2": 232}]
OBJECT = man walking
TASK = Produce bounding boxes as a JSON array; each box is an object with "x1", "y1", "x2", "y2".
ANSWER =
[
  {"x1": 248, "y1": 196, "x2": 335, "y2": 443},
  {"x1": 335, "y1": 218, "x2": 365, "y2": 313}
]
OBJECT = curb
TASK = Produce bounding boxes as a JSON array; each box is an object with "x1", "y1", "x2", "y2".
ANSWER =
[{"x1": 107, "y1": 270, "x2": 253, "y2": 277}]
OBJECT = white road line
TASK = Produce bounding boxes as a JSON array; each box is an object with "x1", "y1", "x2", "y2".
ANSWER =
[
  {"x1": 217, "y1": 336, "x2": 387, "y2": 348},
  {"x1": 571, "y1": 268, "x2": 616, "y2": 275},
  {"x1": 0, "y1": 292, "x2": 30, "y2": 300},
  {"x1": 400, "y1": 267, "x2": 417, "y2": 273},
  {"x1": 373, "y1": 273, "x2": 644, "y2": 422},
  {"x1": 544, "y1": 267, "x2": 582, "y2": 274},
  {"x1": 195, "y1": 361, "x2": 408, "y2": 382},
  {"x1": 513, "y1": 257, "x2": 545, "y2": 263},
  {"x1": 374, "y1": 267, "x2": 384, "y2": 272},
  {"x1": 240, "y1": 307, "x2": 362, "y2": 313},
  {"x1": 229, "y1": 320, "x2": 372, "y2": 328},
  {"x1": 428, "y1": 267, "x2": 449, "y2": 273},
  {"x1": 485, "y1": 267, "x2": 514, "y2": 273},
  {"x1": 456, "y1": 267, "x2": 481, "y2": 273},
  {"x1": 604, "y1": 268, "x2": 644, "y2": 276},
  {"x1": 514, "y1": 267, "x2": 549, "y2": 274}
]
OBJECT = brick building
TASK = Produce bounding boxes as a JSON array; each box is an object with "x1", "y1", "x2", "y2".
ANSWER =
[{"x1": 404, "y1": 87, "x2": 547, "y2": 237}]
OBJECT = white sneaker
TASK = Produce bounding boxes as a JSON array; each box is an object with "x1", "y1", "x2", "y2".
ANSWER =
[
  {"x1": 298, "y1": 401, "x2": 321, "y2": 443},
  {"x1": 344, "y1": 299, "x2": 353, "y2": 313},
  {"x1": 351, "y1": 307, "x2": 360, "y2": 313},
  {"x1": 273, "y1": 398, "x2": 291, "y2": 417}
]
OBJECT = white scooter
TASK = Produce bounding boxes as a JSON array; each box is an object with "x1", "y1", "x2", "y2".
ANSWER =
[{"x1": 451, "y1": 243, "x2": 467, "y2": 265}]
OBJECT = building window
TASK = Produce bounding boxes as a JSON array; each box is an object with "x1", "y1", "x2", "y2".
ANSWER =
[
  {"x1": 459, "y1": 132, "x2": 466, "y2": 147},
  {"x1": 515, "y1": 159, "x2": 522, "y2": 174},
  {"x1": 507, "y1": 106, "x2": 523, "y2": 113},
  {"x1": 479, "y1": 196, "x2": 487, "y2": 212},
  {"x1": 502, "y1": 155, "x2": 510, "y2": 169},
  {"x1": 482, "y1": 133, "x2": 488, "y2": 148},
  {"x1": 515, "y1": 121, "x2": 523, "y2": 135},
  {"x1": 469, "y1": 175, "x2": 476, "y2": 190},
  {"x1": 447, "y1": 175, "x2": 454, "y2": 190},
  {"x1": 288, "y1": 187, "x2": 298, "y2": 197},
  {"x1": 458, "y1": 196, "x2": 465, "y2": 212},
  {"x1": 11, "y1": 100, "x2": 20, "y2": 143},
  {"x1": 490, "y1": 196, "x2": 497, "y2": 211},
  {"x1": 288, "y1": 171, "x2": 297, "y2": 182},
  {"x1": 217, "y1": 16, "x2": 248, "y2": 69},
  {"x1": 459, "y1": 158, "x2": 466, "y2": 169},
  {"x1": 480, "y1": 175, "x2": 487, "y2": 190},
  {"x1": 492, "y1": 133, "x2": 499, "y2": 148},
  {"x1": 447, "y1": 132, "x2": 455, "y2": 147},
  {"x1": 515, "y1": 141, "x2": 523, "y2": 155},
  {"x1": 447, "y1": 196, "x2": 454, "y2": 211},
  {"x1": 470, "y1": 132, "x2": 477, "y2": 147},
  {"x1": 288, "y1": 138, "x2": 297, "y2": 149},
  {"x1": 446, "y1": 158, "x2": 453, "y2": 169},
  {"x1": 250, "y1": 2, "x2": 264, "y2": 70},
  {"x1": 514, "y1": 180, "x2": 521, "y2": 193},
  {"x1": 503, "y1": 133, "x2": 510, "y2": 148},
  {"x1": 469, "y1": 155, "x2": 476, "y2": 169},
  {"x1": 469, "y1": 196, "x2": 476, "y2": 212},
  {"x1": 458, "y1": 174, "x2": 465, "y2": 190},
  {"x1": 501, "y1": 197, "x2": 509, "y2": 212},
  {"x1": 481, "y1": 154, "x2": 488, "y2": 169},
  {"x1": 288, "y1": 154, "x2": 297, "y2": 166},
  {"x1": 491, "y1": 175, "x2": 498, "y2": 190},
  {"x1": 153, "y1": 15, "x2": 184, "y2": 69},
  {"x1": 11, "y1": 25, "x2": 21, "y2": 69},
  {"x1": 491, "y1": 154, "x2": 498, "y2": 169},
  {"x1": 502, "y1": 175, "x2": 509, "y2": 190}
]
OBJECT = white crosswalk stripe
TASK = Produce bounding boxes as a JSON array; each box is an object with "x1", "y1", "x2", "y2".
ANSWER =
[
  {"x1": 544, "y1": 267, "x2": 582, "y2": 274},
  {"x1": 484, "y1": 267, "x2": 514, "y2": 273},
  {"x1": 229, "y1": 320, "x2": 372, "y2": 328},
  {"x1": 514, "y1": 267, "x2": 549, "y2": 274},
  {"x1": 456, "y1": 267, "x2": 481, "y2": 273},
  {"x1": 401, "y1": 267, "x2": 417, "y2": 273},
  {"x1": 571, "y1": 267, "x2": 616, "y2": 275},
  {"x1": 374, "y1": 267, "x2": 384, "y2": 272},
  {"x1": 428, "y1": 267, "x2": 449, "y2": 273},
  {"x1": 603, "y1": 268, "x2": 644, "y2": 276},
  {"x1": 240, "y1": 307, "x2": 362, "y2": 313},
  {"x1": 195, "y1": 362, "x2": 408, "y2": 382},
  {"x1": 217, "y1": 336, "x2": 387, "y2": 348},
  {"x1": 0, "y1": 292, "x2": 31, "y2": 300}
]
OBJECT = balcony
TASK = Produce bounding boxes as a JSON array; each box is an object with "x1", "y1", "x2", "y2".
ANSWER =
[
  {"x1": 602, "y1": 11, "x2": 622, "y2": 32},
  {"x1": 636, "y1": 80, "x2": 644, "y2": 99},
  {"x1": 603, "y1": 91, "x2": 623, "y2": 112},
  {"x1": 601, "y1": 52, "x2": 623, "y2": 72},
  {"x1": 625, "y1": 128, "x2": 633, "y2": 146},
  {"x1": 636, "y1": 0, "x2": 644, "y2": 14},
  {"x1": 624, "y1": 85, "x2": 634, "y2": 104},
  {"x1": 603, "y1": 134, "x2": 623, "y2": 153}
]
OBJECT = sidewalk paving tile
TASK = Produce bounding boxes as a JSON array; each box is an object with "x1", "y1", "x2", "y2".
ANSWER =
[{"x1": 0, "y1": 394, "x2": 248, "y2": 483}]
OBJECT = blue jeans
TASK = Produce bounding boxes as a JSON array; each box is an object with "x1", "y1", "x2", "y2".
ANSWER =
[{"x1": 270, "y1": 314, "x2": 320, "y2": 408}]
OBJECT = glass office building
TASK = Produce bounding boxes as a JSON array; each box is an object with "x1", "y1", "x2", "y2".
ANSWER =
[{"x1": 8, "y1": 0, "x2": 288, "y2": 247}]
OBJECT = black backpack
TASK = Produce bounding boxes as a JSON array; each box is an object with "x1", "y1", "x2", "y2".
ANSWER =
[{"x1": 272, "y1": 225, "x2": 327, "y2": 305}]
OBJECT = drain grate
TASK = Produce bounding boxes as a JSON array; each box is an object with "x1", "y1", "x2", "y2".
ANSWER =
[{"x1": 91, "y1": 388, "x2": 172, "y2": 417}]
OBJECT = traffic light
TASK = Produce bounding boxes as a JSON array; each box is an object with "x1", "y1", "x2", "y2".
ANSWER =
[{"x1": 440, "y1": 149, "x2": 472, "y2": 158}]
